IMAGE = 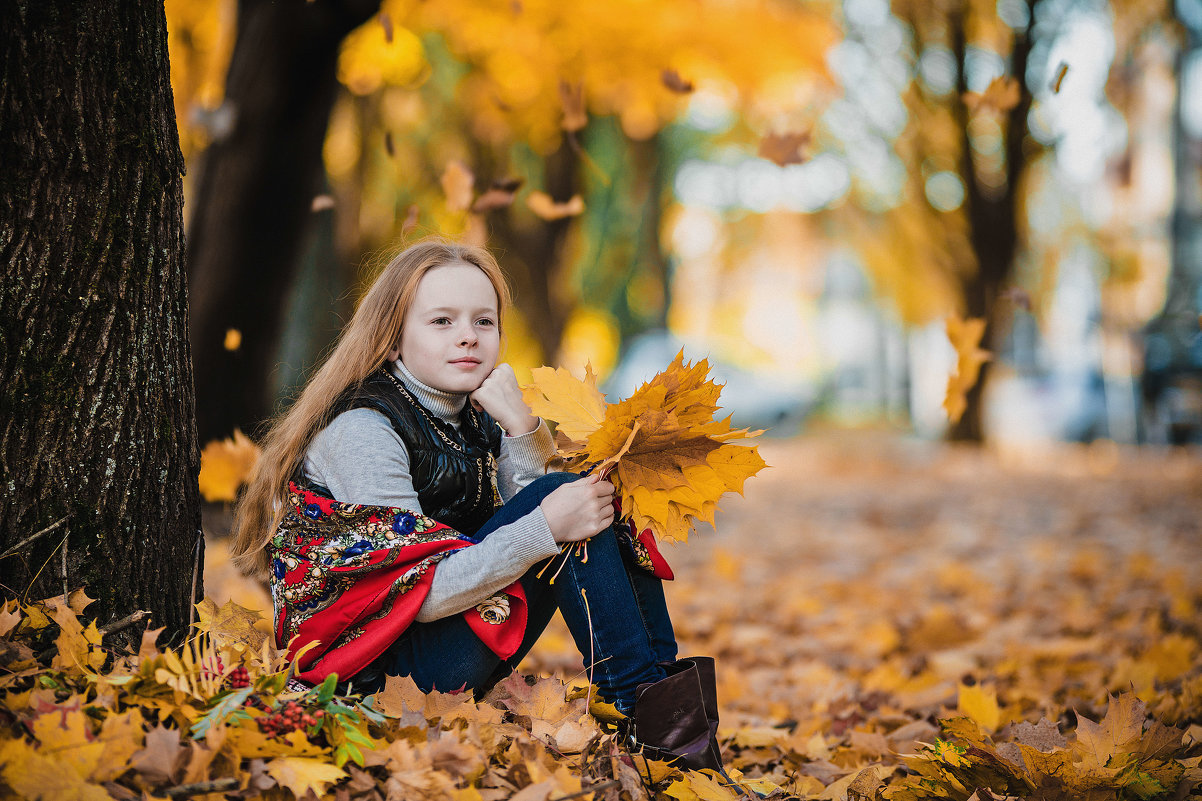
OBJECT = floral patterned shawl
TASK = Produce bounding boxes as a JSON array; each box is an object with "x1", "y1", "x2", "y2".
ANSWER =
[{"x1": 269, "y1": 482, "x2": 526, "y2": 685}]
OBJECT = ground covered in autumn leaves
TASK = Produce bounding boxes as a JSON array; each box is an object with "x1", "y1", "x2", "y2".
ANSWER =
[
  {"x1": 4, "y1": 433, "x2": 1201, "y2": 800},
  {"x1": 515, "y1": 433, "x2": 1202, "y2": 796}
]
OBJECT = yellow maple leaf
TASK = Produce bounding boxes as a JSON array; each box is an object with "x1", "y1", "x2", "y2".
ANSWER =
[
  {"x1": 265, "y1": 756, "x2": 346, "y2": 798},
  {"x1": 31, "y1": 703, "x2": 104, "y2": 783},
  {"x1": 198, "y1": 429, "x2": 260, "y2": 503},
  {"x1": 1073, "y1": 692, "x2": 1147, "y2": 770},
  {"x1": 0, "y1": 737, "x2": 110, "y2": 801},
  {"x1": 92, "y1": 709, "x2": 146, "y2": 782},
  {"x1": 45, "y1": 597, "x2": 104, "y2": 674},
  {"x1": 666, "y1": 768, "x2": 741, "y2": 800},
  {"x1": 441, "y1": 159, "x2": 475, "y2": 213},
  {"x1": 943, "y1": 315, "x2": 991, "y2": 424},
  {"x1": 194, "y1": 598, "x2": 269, "y2": 653},
  {"x1": 524, "y1": 352, "x2": 765, "y2": 542},
  {"x1": 958, "y1": 682, "x2": 1001, "y2": 732},
  {"x1": 521, "y1": 363, "x2": 607, "y2": 442}
]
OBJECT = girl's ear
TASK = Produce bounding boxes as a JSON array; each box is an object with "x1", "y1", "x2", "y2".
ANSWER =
[{"x1": 387, "y1": 343, "x2": 401, "y2": 362}]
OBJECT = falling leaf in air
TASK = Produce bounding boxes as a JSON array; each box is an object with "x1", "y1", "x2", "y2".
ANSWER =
[
  {"x1": 942, "y1": 315, "x2": 991, "y2": 424},
  {"x1": 963, "y1": 75, "x2": 1021, "y2": 113},
  {"x1": 559, "y1": 80, "x2": 587, "y2": 132},
  {"x1": 441, "y1": 160, "x2": 475, "y2": 213},
  {"x1": 661, "y1": 68, "x2": 695, "y2": 93},
  {"x1": 472, "y1": 177, "x2": 524, "y2": 213},
  {"x1": 223, "y1": 328, "x2": 242, "y2": 351},
  {"x1": 758, "y1": 130, "x2": 811, "y2": 167},
  {"x1": 1000, "y1": 286, "x2": 1032, "y2": 311},
  {"x1": 1050, "y1": 61, "x2": 1069, "y2": 93},
  {"x1": 198, "y1": 429, "x2": 260, "y2": 503},
  {"x1": 265, "y1": 757, "x2": 346, "y2": 799},
  {"x1": 310, "y1": 194, "x2": 335, "y2": 212},
  {"x1": 526, "y1": 191, "x2": 585, "y2": 220},
  {"x1": 401, "y1": 203, "x2": 420, "y2": 235}
]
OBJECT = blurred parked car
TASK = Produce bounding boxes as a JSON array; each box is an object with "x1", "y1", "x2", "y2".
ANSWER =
[{"x1": 603, "y1": 331, "x2": 818, "y2": 434}]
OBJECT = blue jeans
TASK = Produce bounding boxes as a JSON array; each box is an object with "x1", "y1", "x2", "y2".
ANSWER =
[{"x1": 353, "y1": 473, "x2": 677, "y2": 712}]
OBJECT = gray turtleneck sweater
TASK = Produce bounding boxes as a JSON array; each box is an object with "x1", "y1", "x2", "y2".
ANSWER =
[{"x1": 302, "y1": 359, "x2": 562, "y2": 622}]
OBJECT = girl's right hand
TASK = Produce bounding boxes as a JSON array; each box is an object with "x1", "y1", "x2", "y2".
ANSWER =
[{"x1": 540, "y1": 474, "x2": 616, "y2": 543}]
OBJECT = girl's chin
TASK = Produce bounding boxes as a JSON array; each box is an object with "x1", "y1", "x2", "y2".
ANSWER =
[{"x1": 437, "y1": 371, "x2": 489, "y2": 394}]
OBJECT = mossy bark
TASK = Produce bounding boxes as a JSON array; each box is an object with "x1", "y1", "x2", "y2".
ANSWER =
[{"x1": 0, "y1": 1, "x2": 201, "y2": 639}]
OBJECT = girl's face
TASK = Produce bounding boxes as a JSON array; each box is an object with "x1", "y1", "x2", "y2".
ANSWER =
[{"x1": 391, "y1": 262, "x2": 500, "y2": 394}]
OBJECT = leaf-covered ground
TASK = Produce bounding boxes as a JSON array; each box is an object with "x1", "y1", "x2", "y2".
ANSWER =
[{"x1": 4, "y1": 433, "x2": 1201, "y2": 800}]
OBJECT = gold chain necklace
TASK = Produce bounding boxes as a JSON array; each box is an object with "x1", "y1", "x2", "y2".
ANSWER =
[
  {"x1": 380, "y1": 368, "x2": 474, "y2": 453},
  {"x1": 379, "y1": 368, "x2": 499, "y2": 508}
]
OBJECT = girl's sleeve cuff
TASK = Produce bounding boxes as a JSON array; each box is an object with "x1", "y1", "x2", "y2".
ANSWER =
[{"x1": 500, "y1": 418, "x2": 555, "y2": 468}]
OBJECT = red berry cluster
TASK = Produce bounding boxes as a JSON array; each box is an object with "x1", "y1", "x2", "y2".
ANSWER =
[
  {"x1": 201, "y1": 656, "x2": 225, "y2": 681},
  {"x1": 257, "y1": 700, "x2": 324, "y2": 737},
  {"x1": 226, "y1": 665, "x2": 251, "y2": 689}
]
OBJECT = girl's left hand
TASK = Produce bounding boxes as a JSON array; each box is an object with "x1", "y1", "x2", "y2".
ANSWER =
[{"x1": 470, "y1": 364, "x2": 538, "y2": 435}]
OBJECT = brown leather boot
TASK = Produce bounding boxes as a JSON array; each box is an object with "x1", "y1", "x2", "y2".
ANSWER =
[{"x1": 626, "y1": 656, "x2": 724, "y2": 772}]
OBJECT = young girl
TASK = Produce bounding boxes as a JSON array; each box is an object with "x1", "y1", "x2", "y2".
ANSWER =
[{"x1": 231, "y1": 238, "x2": 723, "y2": 770}]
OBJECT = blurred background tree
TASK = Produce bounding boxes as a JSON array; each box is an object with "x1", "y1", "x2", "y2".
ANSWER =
[{"x1": 168, "y1": 0, "x2": 1202, "y2": 448}]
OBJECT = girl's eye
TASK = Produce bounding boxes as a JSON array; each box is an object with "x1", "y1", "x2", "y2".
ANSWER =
[
  {"x1": 432, "y1": 317, "x2": 451, "y2": 325},
  {"x1": 476, "y1": 318, "x2": 496, "y2": 327}
]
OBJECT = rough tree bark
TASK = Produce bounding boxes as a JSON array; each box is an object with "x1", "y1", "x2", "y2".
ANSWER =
[
  {"x1": 187, "y1": 0, "x2": 381, "y2": 443},
  {"x1": 0, "y1": 1, "x2": 200, "y2": 637}
]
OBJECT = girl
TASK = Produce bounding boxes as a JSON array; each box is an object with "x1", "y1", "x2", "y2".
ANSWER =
[{"x1": 230, "y1": 238, "x2": 723, "y2": 770}]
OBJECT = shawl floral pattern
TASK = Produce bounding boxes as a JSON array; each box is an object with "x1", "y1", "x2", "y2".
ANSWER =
[{"x1": 270, "y1": 482, "x2": 526, "y2": 684}]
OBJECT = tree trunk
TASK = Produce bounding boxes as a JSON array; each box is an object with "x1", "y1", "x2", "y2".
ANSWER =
[
  {"x1": 490, "y1": 138, "x2": 580, "y2": 362},
  {"x1": 187, "y1": 0, "x2": 380, "y2": 443},
  {"x1": 946, "y1": 0, "x2": 1036, "y2": 441},
  {"x1": 0, "y1": 1, "x2": 200, "y2": 638}
]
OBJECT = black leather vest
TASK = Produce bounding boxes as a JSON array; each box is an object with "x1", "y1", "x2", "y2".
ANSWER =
[{"x1": 334, "y1": 368, "x2": 502, "y2": 536}]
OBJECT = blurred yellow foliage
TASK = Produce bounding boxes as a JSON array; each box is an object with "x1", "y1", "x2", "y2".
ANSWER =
[
  {"x1": 557, "y1": 307, "x2": 619, "y2": 378},
  {"x1": 363, "y1": 0, "x2": 837, "y2": 150},
  {"x1": 338, "y1": 19, "x2": 427, "y2": 96},
  {"x1": 164, "y1": 0, "x2": 236, "y2": 155}
]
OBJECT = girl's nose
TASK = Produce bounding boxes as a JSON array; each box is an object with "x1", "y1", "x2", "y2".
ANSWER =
[{"x1": 458, "y1": 322, "x2": 478, "y2": 346}]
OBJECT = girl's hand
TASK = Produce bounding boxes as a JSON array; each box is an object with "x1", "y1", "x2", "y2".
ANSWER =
[
  {"x1": 470, "y1": 364, "x2": 538, "y2": 435},
  {"x1": 540, "y1": 474, "x2": 616, "y2": 543}
]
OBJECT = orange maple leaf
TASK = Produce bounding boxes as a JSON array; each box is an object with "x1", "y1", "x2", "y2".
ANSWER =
[
  {"x1": 758, "y1": 130, "x2": 811, "y2": 167},
  {"x1": 526, "y1": 190, "x2": 585, "y2": 220},
  {"x1": 440, "y1": 160, "x2": 475, "y2": 213},
  {"x1": 524, "y1": 352, "x2": 766, "y2": 542},
  {"x1": 943, "y1": 315, "x2": 991, "y2": 424},
  {"x1": 558, "y1": 80, "x2": 587, "y2": 132}
]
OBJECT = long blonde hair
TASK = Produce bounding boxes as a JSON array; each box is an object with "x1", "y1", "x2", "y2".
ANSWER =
[{"x1": 229, "y1": 237, "x2": 512, "y2": 579}]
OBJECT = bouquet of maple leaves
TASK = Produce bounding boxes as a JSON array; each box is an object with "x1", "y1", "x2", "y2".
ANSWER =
[{"x1": 521, "y1": 352, "x2": 766, "y2": 543}]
